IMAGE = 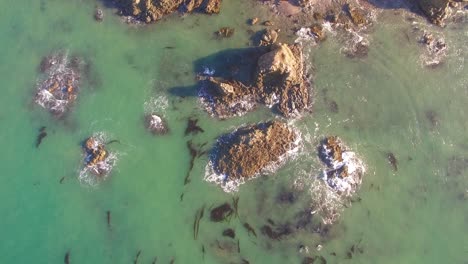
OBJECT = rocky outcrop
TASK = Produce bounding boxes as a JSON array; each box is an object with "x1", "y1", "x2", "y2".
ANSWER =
[
  {"x1": 199, "y1": 43, "x2": 311, "y2": 119},
  {"x1": 212, "y1": 121, "x2": 298, "y2": 180},
  {"x1": 115, "y1": 0, "x2": 222, "y2": 23},
  {"x1": 256, "y1": 43, "x2": 310, "y2": 117}
]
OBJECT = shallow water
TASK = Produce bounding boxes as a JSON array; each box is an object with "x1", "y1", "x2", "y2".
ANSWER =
[{"x1": 0, "y1": 1, "x2": 467, "y2": 263}]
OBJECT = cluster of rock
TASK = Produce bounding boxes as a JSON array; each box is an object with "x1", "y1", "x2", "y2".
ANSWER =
[
  {"x1": 317, "y1": 136, "x2": 365, "y2": 196},
  {"x1": 34, "y1": 53, "x2": 82, "y2": 117},
  {"x1": 82, "y1": 137, "x2": 113, "y2": 176},
  {"x1": 419, "y1": 30, "x2": 447, "y2": 67},
  {"x1": 200, "y1": 43, "x2": 311, "y2": 119},
  {"x1": 115, "y1": 0, "x2": 222, "y2": 23},
  {"x1": 211, "y1": 121, "x2": 299, "y2": 182}
]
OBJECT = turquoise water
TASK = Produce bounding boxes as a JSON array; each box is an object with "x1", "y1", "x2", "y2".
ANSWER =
[{"x1": 0, "y1": 1, "x2": 467, "y2": 263}]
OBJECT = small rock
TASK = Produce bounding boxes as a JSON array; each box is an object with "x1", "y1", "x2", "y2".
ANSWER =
[
  {"x1": 94, "y1": 8, "x2": 104, "y2": 22},
  {"x1": 215, "y1": 27, "x2": 235, "y2": 38},
  {"x1": 263, "y1": 20, "x2": 274, "y2": 26},
  {"x1": 250, "y1": 17, "x2": 258, "y2": 25},
  {"x1": 145, "y1": 114, "x2": 169, "y2": 135}
]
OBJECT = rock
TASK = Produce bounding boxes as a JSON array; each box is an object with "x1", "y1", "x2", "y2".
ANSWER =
[
  {"x1": 212, "y1": 121, "x2": 298, "y2": 179},
  {"x1": 256, "y1": 43, "x2": 310, "y2": 117},
  {"x1": 414, "y1": 0, "x2": 451, "y2": 26},
  {"x1": 145, "y1": 113, "x2": 169, "y2": 135},
  {"x1": 263, "y1": 20, "x2": 274, "y2": 26},
  {"x1": 348, "y1": 7, "x2": 366, "y2": 25},
  {"x1": 258, "y1": 28, "x2": 279, "y2": 46},
  {"x1": 115, "y1": 0, "x2": 222, "y2": 23},
  {"x1": 250, "y1": 17, "x2": 259, "y2": 25},
  {"x1": 82, "y1": 137, "x2": 110, "y2": 176},
  {"x1": 202, "y1": 0, "x2": 222, "y2": 14},
  {"x1": 94, "y1": 8, "x2": 104, "y2": 22},
  {"x1": 310, "y1": 24, "x2": 326, "y2": 41},
  {"x1": 199, "y1": 44, "x2": 310, "y2": 118},
  {"x1": 34, "y1": 52, "x2": 81, "y2": 117},
  {"x1": 215, "y1": 27, "x2": 235, "y2": 38},
  {"x1": 419, "y1": 30, "x2": 447, "y2": 67},
  {"x1": 317, "y1": 136, "x2": 365, "y2": 196},
  {"x1": 200, "y1": 77, "x2": 257, "y2": 119}
]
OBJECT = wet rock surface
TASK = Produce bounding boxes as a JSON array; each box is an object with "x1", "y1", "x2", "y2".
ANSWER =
[
  {"x1": 199, "y1": 43, "x2": 311, "y2": 118},
  {"x1": 419, "y1": 30, "x2": 447, "y2": 67},
  {"x1": 82, "y1": 136, "x2": 113, "y2": 176},
  {"x1": 114, "y1": 0, "x2": 222, "y2": 23},
  {"x1": 318, "y1": 136, "x2": 365, "y2": 196},
  {"x1": 34, "y1": 52, "x2": 82, "y2": 117},
  {"x1": 212, "y1": 121, "x2": 298, "y2": 180},
  {"x1": 145, "y1": 113, "x2": 169, "y2": 135}
]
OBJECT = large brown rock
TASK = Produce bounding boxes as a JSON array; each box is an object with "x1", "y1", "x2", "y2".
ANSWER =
[
  {"x1": 213, "y1": 121, "x2": 298, "y2": 179},
  {"x1": 115, "y1": 0, "x2": 222, "y2": 23}
]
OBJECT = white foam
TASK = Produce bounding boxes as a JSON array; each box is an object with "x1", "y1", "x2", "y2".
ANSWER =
[{"x1": 144, "y1": 95, "x2": 169, "y2": 114}]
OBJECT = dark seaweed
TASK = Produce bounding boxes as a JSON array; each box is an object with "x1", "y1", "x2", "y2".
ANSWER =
[
  {"x1": 232, "y1": 196, "x2": 239, "y2": 217},
  {"x1": 36, "y1": 127, "x2": 47, "y2": 148},
  {"x1": 64, "y1": 251, "x2": 70, "y2": 264},
  {"x1": 222, "y1": 228, "x2": 236, "y2": 239},
  {"x1": 303, "y1": 256, "x2": 327, "y2": 264},
  {"x1": 185, "y1": 118, "x2": 204, "y2": 136},
  {"x1": 151, "y1": 257, "x2": 158, "y2": 264},
  {"x1": 184, "y1": 140, "x2": 198, "y2": 185},
  {"x1": 133, "y1": 250, "x2": 141, "y2": 264},
  {"x1": 106, "y1": 211, "x2": 111, "y2": 229},
  {"x1": 59, "y1": 177, "x2": 65, "y2": 184},
  {"x1": 241, "y1": 259, "x2": 250, "y2": 264},
  {"x1": 328, "y1": 100, "x2": 339, "y2": 113},
  {"x1": 210, "y1": 203, "x2": 233, "y2": 222},
  {"x1": 260, "y1": 224, "x2": 292, "y2": 240},
  {"x1": 243, "y1": 223, "x2": 257, "y2": 238},
  {"x1": 193, "y1": 205, "x2": 205, "y2": 240}
]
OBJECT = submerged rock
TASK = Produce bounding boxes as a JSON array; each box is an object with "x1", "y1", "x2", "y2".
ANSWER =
[
  {"x1": 215, "y1": 27, "x2": 235, "y2": 38},
  {"x1": 82, "y1": 136, "x2": 113, "y2": 176},
  {"x1": 414, "y1": 0, "x2": 451, "y2": 26},
  {"x1": 258, "y1": 28, "x2": 279, "y2": 46},
  {"x1": 145, "y1": 113, "x2": 169, "y2": 135},
  {"x1": 318, "y1": 136, "x2": 365, "y2": 196},
  {"x1": 114, "y1": 0, "x2": 222, "y2": 24},
  {"x1": 94, "y1": 7, "x2": 104, "y2": 22},
  {"x1": 34, "y1": 52, "x2": 82, "y2": 117},
  {"x1": 212, "y1": 121, "x2": 299, "y2": 180},
  {"x1": 199, "y1": 43, "x2": 311, "y2": 119},
  {"x1": 419, "y1": 30, "x2": 447, "y2": 67}
]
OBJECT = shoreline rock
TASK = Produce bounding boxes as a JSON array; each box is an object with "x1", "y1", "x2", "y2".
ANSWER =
[{"x1": 114, "y1": 0, "x2": 222, "y2": 24}]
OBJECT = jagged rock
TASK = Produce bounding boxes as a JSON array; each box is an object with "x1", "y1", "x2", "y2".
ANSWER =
[
  {"x1": 256, "y1": 43, "x2": 310, "y2": 117},
  {"x1": 263, "y1": 20, "x2": 274, "y2": 26},
  {"x1": 200, "y1": 77, "x2": 257, "y2": 119},
  {"x1": 145, "y1": 113, "x2": 169, "y2": 135},
  {"x1": 310, "y1": 24, "x2": 326, "y2": 41},
  {"x1": 83, "y1": 137, "x2": 110, "y2": 176},
  {"x1": 414, "y1": 0, "x2": 451, "y2": 26},
  {"x1": 115, "y1": 0, "x2": 222, "y2": 23},
  {"x1": 250, "y1": 17, "x2": 259, "y2": 25},
  {"x1": 212, "y1": 121, "x2": 298, "y2": 180},
  {"x1": 259, "y1": 28, "x2": 279, "y2": 46},
  {"x1": 199, "y1": 43, "x2": 310, "y2": 118},
  {"x1": 318, "y1": 136, "x2": 365, "y2": 196},
  {"x1": 94, "y1": 8, "x2": 104, "y2": 22},
  {"x1": 419, "y1": 31, "x2": 447, "y2": 67},
  {"x1": 215, "y1": 27, "x2": 235, "y2": 38}
]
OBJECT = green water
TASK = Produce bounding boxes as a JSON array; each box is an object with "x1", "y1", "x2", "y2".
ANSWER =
[{"x1": 0, "y1": 1, "x2": 467, "y2": 263}]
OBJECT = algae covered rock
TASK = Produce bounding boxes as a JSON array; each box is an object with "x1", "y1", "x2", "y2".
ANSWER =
[
  {"x1": 414, "y1": 0, "x2": 451, "y2": 26},
  {"x1": 212, "y1": 121, "x2": 299, "y2": 180}
]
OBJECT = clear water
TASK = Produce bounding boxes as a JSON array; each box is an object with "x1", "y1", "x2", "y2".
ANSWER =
[{"x1": 0, "y1": 1, "x2": 467, "y2": 263}]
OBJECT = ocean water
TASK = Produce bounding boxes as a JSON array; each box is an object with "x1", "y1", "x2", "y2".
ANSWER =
[{"x1": 0, "y1": 1, "x2": 467, "y2": 264}]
